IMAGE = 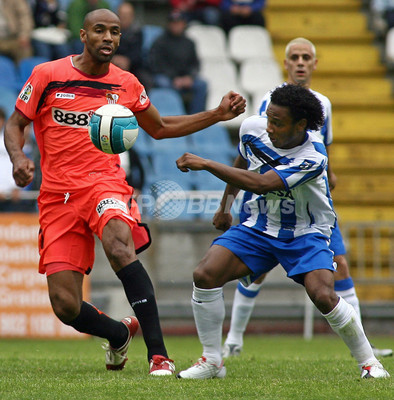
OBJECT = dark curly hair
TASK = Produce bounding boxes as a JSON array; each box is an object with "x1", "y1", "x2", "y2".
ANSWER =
[{"x1": 270, "y1": 84, "x2": 324, "y2": 132}]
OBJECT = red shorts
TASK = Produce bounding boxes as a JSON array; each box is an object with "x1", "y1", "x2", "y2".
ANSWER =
[{"x1": 37, "y1": 181, "x2": 151, "y2": 275}]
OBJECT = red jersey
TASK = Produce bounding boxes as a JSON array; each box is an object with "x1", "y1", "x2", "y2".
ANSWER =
[{"x1": 15, "y1": 56, "x2": 151, "y2": 192}]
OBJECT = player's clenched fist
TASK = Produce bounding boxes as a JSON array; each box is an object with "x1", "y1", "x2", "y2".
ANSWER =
[
  {"x1": 176, "y1": 152, "x2": 207, "y2": 172},
  {"x1": 12, "y1": 155, "x2": 35, "y2": 187},
  {"x1": 218, "y1": 91, "x2": 246, "y2": 120}
]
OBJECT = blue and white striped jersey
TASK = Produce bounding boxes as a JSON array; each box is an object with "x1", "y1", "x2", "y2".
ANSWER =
[
  {"x1": 257, "y1": 84, "x2": 333, "y2": 146},
  {"x1": 238, "y1": 115, "x2": 336, "y2": 239}
]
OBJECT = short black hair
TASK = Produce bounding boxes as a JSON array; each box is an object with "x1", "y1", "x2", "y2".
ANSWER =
[{"x1": 270, "y1": 84, "x2": 324, "y2": 131}]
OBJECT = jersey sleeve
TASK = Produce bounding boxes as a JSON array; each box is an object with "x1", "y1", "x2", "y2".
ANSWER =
[
  {"x1": 15, "y1": 64, "x2": 48, "y2": 120},
  {"x1": 257, "y1": 90, "x2": 271, "y2": 115},
  {"x1": 238, "y1": 115, "x2": 262, "y2": 160},
  {"x1": 121, "y1": 74, "x2": 151, "y2": 113},
  {"x1": 275, "y1": 149, "x2": 327, "y2": 191},
  {"x1": 311, "y1": 92, "x2": 333, "y2": 146},
  {"x1": 323, "y1": 98, "x2": 333, "y2": 146}
]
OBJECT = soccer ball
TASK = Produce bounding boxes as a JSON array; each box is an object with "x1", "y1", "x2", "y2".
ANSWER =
[{"x1": 88, "y1": 104, "x2": 139, "y2": 154}]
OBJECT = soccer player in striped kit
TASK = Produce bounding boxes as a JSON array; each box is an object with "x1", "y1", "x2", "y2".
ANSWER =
[
  {"x1": 222, "y1": 37, "x2": 392, "y2": 360},
  {"x1": 175, "y1": 84, "x2": 389, "y2": 379}
]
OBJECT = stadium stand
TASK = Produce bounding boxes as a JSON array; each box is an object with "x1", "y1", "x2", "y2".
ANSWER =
[
  {"x1": 0, "y1": 86, "x2": 18, "y2": 119},
  {"x1": 19, "y1": 56, "x2": 50, "y2": 83},
  {"x1": 148, "y1": 87, "x2": 186, "y2": 116},
  {"x1": 228, "y1": 25, "x2": 275, "y2": 64},
  {"x1": 141, "y1": 24, "x2": 164, "y2": 62},
  {"x1": 239, "y1": 58, "x2": 283, "y2": 99},
  {"x1": 0, "y1": 55, "x2": 23, "y2": 92},
  {"x1": 185, "y1": 24, "x2": 228, "y2": 61}
]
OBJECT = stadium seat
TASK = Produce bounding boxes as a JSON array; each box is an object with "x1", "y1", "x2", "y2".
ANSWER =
[
  {"x1": 57, "y1": 0, "x2": 72, "y2": 11},
  {"x1": 133, "y1": 127, "x2": 156, "y2": 156},
  {"x1": 148, "y1": 87, "x2": 186, "y2": 116},
  {"x1": 142, "y1": 25, "x2": 164, "y2": 61},
  {"x1": 239, "y1": 58, "x2": 283, "y2": 97},
  {"x1": 19, "y1": 56, "x2": 50, "y2": 83},
  {"x1": 145, "y1": 150, "x2": 197, "y2": 220},
  {"x1": 199, "y1": 58, "x2": 239, "y2": 91},
  {"x1": 186, "y1": 24, "x2": 228, "y2": 60},
  {"x1": 191, "y1": 124, "x2": 236, "y2": 158},
  {"x1": 0, "y1": 86, "x2": 18, "y2": 118},
  {"x1": 150, "y1": 150, "x2": 195, "y2": 185},
  {"x1": 106, "y1": 0, "x2": 122, "y2": 11},
  {"x1": 228, "y1": 26, "x2": 275, "y2": 64},
  {"x1": 205, "y1": 90, "x2": 251, "y2": 130},
  {"x1": 193, "y1": 147, "x2": 233, "y2": 190},
  {"x1": 0, "y1": 55, "x2": 22, "y2": 91},
  {"x1": 151, "y1": 135, "x2": 193, "y2": 154}
]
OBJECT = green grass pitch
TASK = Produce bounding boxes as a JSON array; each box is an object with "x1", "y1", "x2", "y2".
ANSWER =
[{"x1": 0, "y1": 335, "x2": 392, "y2": 399}]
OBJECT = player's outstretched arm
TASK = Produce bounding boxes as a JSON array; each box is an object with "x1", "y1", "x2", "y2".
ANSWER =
[
  {"x1": 176, "y1": 152, "x2": 285, "y2": 195},
  {"x1": 4, "y1": 111, "x2": 35, "y2": 188},
  {"x1": 135, "y1": 91, "x2": 246, "y2": 140}
]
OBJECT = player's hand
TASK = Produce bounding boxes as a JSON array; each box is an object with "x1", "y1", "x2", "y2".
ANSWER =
[
  {"x1": 176, "y1": 152, "x2": 207, "y2": 172},
  {"x1": 213, "y1": 209, "x2": 232, "y2": 231},
  {"x1": 12, "y1": 155, "x2": 35, "y2": 187},
  {"x1": 217, "y1": 91, "x2": 246, "y2": 121},
  {"x1": 328, "y1": 171, "x2": 337, "y2": 191}
]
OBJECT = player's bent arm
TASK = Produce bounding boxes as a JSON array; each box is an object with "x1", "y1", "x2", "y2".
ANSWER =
[
  {"x1": 135, "y1": 91, "x2": 246, "y2": 140},
  {"x1": 206, "y1": 160, "x2": 285, "y2": 194},
  {"x1": 4, "y1": 111, "x2": 35, "y2": 188},
  {"x1": 217, "y1": 155, "x2": 247, "y2": 212},
  {"x1": 213, "y1": 155, "x2": 247, "y2": 231},
  {"x1": 177, "y1": 153, "x2": 285, "y2": 194}
]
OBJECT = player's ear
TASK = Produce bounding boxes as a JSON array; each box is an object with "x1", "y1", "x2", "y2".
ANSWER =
[
  {"x1": 80, "y1": 28, "x2": 87, "y2": 43},
  {"x1": 296, "y1": 118, "x2": 307, "y2": 133}
]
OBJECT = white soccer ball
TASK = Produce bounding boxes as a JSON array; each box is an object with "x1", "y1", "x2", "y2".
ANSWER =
[{"x1": 88, "y1": 104, "x2": 139, "y2": 154}]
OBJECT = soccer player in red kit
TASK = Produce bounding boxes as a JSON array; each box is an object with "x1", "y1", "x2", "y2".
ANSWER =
[{"x1": 4, "y1": 8, "x2": 246, "y2": 376}]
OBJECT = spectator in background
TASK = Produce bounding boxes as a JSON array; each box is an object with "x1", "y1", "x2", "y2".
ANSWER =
[
  {"x1": 221, "y1": 0, "x2": 266, "y2": 34},
  {"x1": 0, "y1": 108, "x2": 36, "y2": 212},
  {"x1": 0, "y1": 0, "x2": 34, "y2": 63},
  {"x1": 30, "y1": 0, "x2": 72, "y2": 60},
  {"x1": 170, "y1": 0, "x2": 222, "y2": 26},
  {"x1": 149, "y1": 10, "x2": 207, "y2": 114},
  {"x1": 112, "y1": 1, "x2": 152, "y2": 91},
  {"x1": 120, "y1": 148, "x2": 145, "y2": 198},
  {"x1": 67, "y1": 0, "x2": 111, "y2": 53},
  {"x1": 370, "y1": 0, "x2": 394, "y2": 39}
]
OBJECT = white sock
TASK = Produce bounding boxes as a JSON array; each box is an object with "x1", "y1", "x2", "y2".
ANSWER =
[
  {"x1": 323, "y1": 296, "x2": 376, "y2": 368},
  {"x1": 225, "y1": 282, "x2": 263, "y2": 347},
  {"x1": 192, "y1": 284, "x2": 225, "y2": 365},
  {"x1": 334, "y1": 278, "x2": 361, "y2": 321},
  {"x1": 336, "y1": 287, "x2": 361, "y2": 321}
]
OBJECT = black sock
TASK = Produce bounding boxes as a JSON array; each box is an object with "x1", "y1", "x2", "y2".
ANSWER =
[
  {"x1": 66, "y1": 301, "x2": 128, "y2": 349},
  {"x1": 116, "y1": 260, "x2": 168, "y2": 360}
]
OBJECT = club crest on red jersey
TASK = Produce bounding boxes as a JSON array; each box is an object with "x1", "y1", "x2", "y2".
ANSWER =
[{"x1": 106, "y1": 92, "x2": 119, "y2": 104}]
